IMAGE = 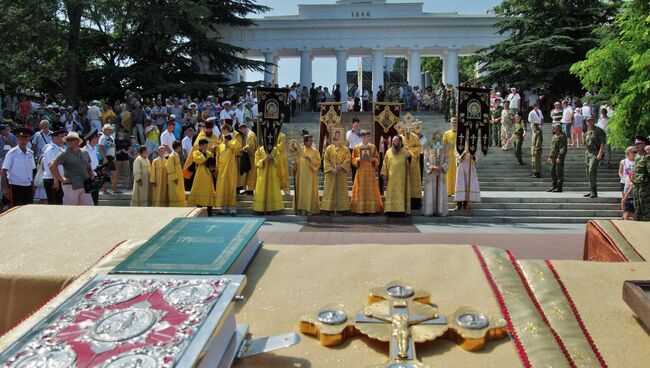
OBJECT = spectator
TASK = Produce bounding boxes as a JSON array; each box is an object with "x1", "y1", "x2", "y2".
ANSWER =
[
  {"x1": 527, "y1": 103, "x2": 544, "y2": 128},
  {"x1": 101, "y1": 103, "x2": 116, "y2": 125},
  {"x1": 98, "y1": 124, "x2": 120, "y2": 194},
  {"x1": 41, "y1": 129, "x2": 66, "y2": 205},
  {"x1": 30, "y1": 120, "x2": 52, "y2": 158},
  {"x1": 87, "y1": 100, "x2": 102, "y2": 133},
  {"x1": 83, "y1": 130, "x2": 100, "y2": 205},
  {"x1": 621, "y1": 146, "x2": 636, "y2": 220},
  {"x1": 561, "y1": 100, "x2": 574, "y2": 143},
  {"x1": 131, "y1": 101, "x2": 146, "y2": 145},
  {"x1": 144, "y1": 120, "x2": 160, "y2": 160},
  {"x1": 572, "y1": 108, "x2": 584, "y2": 148},
  {"x1": 1, "y1": 128, "x2": 35, "y2": 207},
  {"x1": 597, "y1": 108, "x2": 611, "y2": 166},
  {"x1": 50, "y1": 131, "x2": 94, "y2": 206},
  {"x1": 506, "y1": 87, "x2": 521, "y2": 113},
  {"x1": 115, "y1": 130, "x2": 132, "y2": 189}
]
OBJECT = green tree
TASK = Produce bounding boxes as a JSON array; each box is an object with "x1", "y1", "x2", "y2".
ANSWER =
[
  {"x1": 421, "y1": 56, "x2": 477, "y2": 88},
  {"x1": 477, "y1": 0, "x2": 620, "y2": 94},
  {"x1": 570, "y1": 0, "x2": 650, "y2": 149}
]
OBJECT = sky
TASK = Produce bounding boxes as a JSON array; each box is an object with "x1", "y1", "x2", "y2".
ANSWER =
[{"x1": 244, "y1": 0, "x2": 502, "y2": 87}]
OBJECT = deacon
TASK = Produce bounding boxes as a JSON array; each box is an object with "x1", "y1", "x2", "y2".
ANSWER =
[
  {"x1": 131, "y1": 146, "x2": 150, "y2": 206},
  {"x1": 322, "y1": 134, "x2": 351, "y2": 213},
  {"x1": 546, "y1": 123, "x2": 567, "y2": 192},
  {"x1": 453, "y1": 147, "x2": 481, "y2": 211},
  {"x1": 1, "y1": 128, "x2": 35, "y2": 207},
  {"x1": 442, "y1": 118, "x2": 457, "y2": 195},
  {"x1": 150, "y1": 146, "x2": 168, "y2": 207},
  {"x1": 183, "y1": 118, "x2": 220, "y2": 180},
  {"x1": 350, "y1": 130, "x2": 383, "y2": 214},
  {"x1": 252, "y1": 145, "x2": 284, "y2": 213},
  {"x1": 277, "y1": 132, "x2": 290, "y2": 193},
  {"x1": 214, "y1": 124, "x2": 243, "y2": 215},
  {"x1": 400, "y1": 126, "x2": 423, "y2": 209},
  {"x1": 188, "y1": 139, "x2": 216, "y2": 216},
  {"x1": 632, "y1": 136, "x2": 649, "y2": 221},
  {"x1": 381, "y1": 136, "x2": 410, "y2": 215},
  {"x1": 423, "y1": 132, "x2": 448, "y2": 216},
  {"x1": 237, "y1": 123, "x2": 257, "y2": 195},
  {"x1": 294, "y1": 134, "x2": 321, "y2": 215},
  {"x1": 530, "y1": 121, "x2": 543, "y2": 178},
  {"x1": 166, "y1": 141, "x2": 186, "y2": 207},
  {"x1": 584, "y1": 116, "x2": 606, "y2": 198}
]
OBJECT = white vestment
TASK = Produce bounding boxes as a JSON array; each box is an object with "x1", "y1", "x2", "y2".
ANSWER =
[
  {"x1": 453, "y1": 153, "x2": 481, "y2": 203},
  {"x1": 422, "y1": 148, "x2": 449, "y2": 216}
]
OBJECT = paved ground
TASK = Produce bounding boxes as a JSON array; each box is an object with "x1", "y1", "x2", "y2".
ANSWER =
[{"x1": 257, "y1": 221, "x2": 585, "y2": 260}]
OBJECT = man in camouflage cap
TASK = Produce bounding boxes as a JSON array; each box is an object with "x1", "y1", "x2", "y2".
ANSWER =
[
  {"x1": 632, "y1": 135, "x2": 649, "y2": 221},
  {"x1": 546, "y1": 123, "x2": 567, "y2": 192},
  {"x1": 583, "y1": 116, "x2": 606, "y2": 198},
  {"x1": 530, "y1": 121, "x2": 543, "y2": 178}
]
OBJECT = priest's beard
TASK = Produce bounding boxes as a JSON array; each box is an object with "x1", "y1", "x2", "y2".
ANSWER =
[
  {"x1": 205, "y1": 131, "x2": 213, "y2": 137},
  {"x1": 392, "y1": 145, "x2": 402, "y2": 153}
]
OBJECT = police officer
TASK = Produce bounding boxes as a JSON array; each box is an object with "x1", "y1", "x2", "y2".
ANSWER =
[
  {"x1": 530, "y1": 121, "x2": 543, "y2": 178},
  {"x1": 584, "y1": 116, "x2": 606, "y2": 198},
  {"x1": 1, "y1": 128, "x2": 36, "y2": 207},
  {"x1": 632, "y1": 136, "x2": 649, "y2": 221},
  {"x1": 546, "y1": 123, "x2": 567, "y2": 192}
]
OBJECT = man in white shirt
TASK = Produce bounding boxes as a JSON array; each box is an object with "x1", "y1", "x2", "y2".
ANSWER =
[
  {"x1": 506, "y1": 87, "x2": 521, "y2": 113},
  {"x1": 98, "y1": 124, "x2": 119, "y2": 194},
  {"x1": 561, "y1": 100, "x2": 574, "y2": 138},
  {"x1": 346, "y1": 118, "x2": 363, "y2": 180},
  {"x1": 31, "y1": 120, "x2": 52, "y2": 158},
  {"x1": 42, "y1": 129, "x2": 66, "y2": 204},
  {"x1": 597, "y1": 108, "x2": 611, "y2": 165},
  {"x1": 160, "y1": 120, "x2": 176, "y2": 157},
  {"x1": 1, "y1": 128, "x2": 36, "y2": 207},
  {"x1": 83, "y1": 130, "x2": 100, "y2": 205},
  {"x1": 220, "y1": 101, "x2": 233, "y2": 127},
  {"x1": 581, "y1": 104, "x2": 592, "y2": 121},
  {"x1": 181, "y1": 126, "x2": 194, "y2": 160},
  {"x1": 87, "y1": 100, "x2": 102, "y2": 133},
  {"x1": 527, "y1": 103, "x2": 544, "y2": 127},
  {"x1": 234, "y1": 101, "x2": 245, "y2": 129}
]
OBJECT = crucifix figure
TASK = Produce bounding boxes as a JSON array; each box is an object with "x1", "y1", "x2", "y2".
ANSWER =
[
  {"x1": 431, "y1": 140, "x2": 444, "y2": 167},
  {"x1": 299, "y1": 280, "x2": 508, "y2": 368}
]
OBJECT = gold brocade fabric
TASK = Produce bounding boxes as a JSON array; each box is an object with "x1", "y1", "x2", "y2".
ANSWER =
[
  {"x1": 187, "y1": 150, "x2": 215, "y2": 207},
  {"x1": 166, "y1": 152, "x2": 186, "y2": 207},
  {"x1": 295, "y1": 146, "x2": 321, "y2": 214},
  {"x1": 149, "y1": 157, "x2": 168, "y2": 207},
  {"x1": 276, "y1": 133, "x2": 290, "y2": 191},
  {"x1": 350, "y1": 144, "x2": 383, "y2": 214},
  {"x1": 608, "y1": 220, "x2": 650, "y2": 260},
  {"x1": 214, "y1": 133, "x2": 243, "y2": 207},
  {"x1": 238, "y1": 131, "x2": 258, "y2": 191},
  {"x1": 321, "y1": 144, "x2": 351, "y2": 211},
  {"x1": 182, "y1": 130, "x2": 220, "y2": 174},
  {"x1": 0, "y1": 206, "x2": 201, "y2": 334},
  {"x1": 477, "y1": 247, "x2": 571, "y2": 367},
  {"x1": 400, "y1": 132, "x2": 423, "y2": 199},
  {"x1": 442, "y1": 129, "x2": 457, "y2": 195},
  {"x1": 380, "y1": 148, "x2": 410, "y2": 213},
  {"x1": 517, "y1": 260, "x2": 605, "y2": 367}
]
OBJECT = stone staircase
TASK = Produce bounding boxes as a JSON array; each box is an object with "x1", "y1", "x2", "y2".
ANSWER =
[{"x1": 99, "y1": 112, "x2": 624, "y2": 223}]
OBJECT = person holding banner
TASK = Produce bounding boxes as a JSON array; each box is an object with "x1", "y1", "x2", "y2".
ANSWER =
[
  {"x1": 453, "y1": 148, "x2": 481, "y2": 211},
  {"x1": 350, "y1": 130, "x2": 383, "y2": 214}
]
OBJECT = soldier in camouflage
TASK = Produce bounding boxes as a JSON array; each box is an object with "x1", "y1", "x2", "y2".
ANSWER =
[
  {"x1": 530, "y1": 121, "x2": 543, "y2": 178},
  {"x1": 546, "y1": 123, "x2": 567, "y2": 192},
  {"x1": 490, "y1": 100, "x2": 503, "y2": 147},
  {"x1": 583, "y1": 116, "x2": 607, "y2": 198},
  {"x1": 632, "y1": 136, "x2": 649, "y2": 221}
]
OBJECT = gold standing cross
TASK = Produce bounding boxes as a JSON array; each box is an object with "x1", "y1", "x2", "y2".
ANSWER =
[{"x1": 299, "y1": 281, "x2": 507, "y2": 368}]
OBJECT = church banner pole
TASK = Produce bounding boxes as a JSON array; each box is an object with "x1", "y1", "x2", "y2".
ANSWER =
[
  {"x1": 334, "y1": 156, "x2": 338, "y2": 217},
  {"x1": 465, "y1": 153, "x2": 472, "y2": 217},
  {"x1": 263, "y1": 158, "x2": 270, "y2": 214},
  {"x1": 294, "y1": 157, "x2": 299, "y2": 216}
]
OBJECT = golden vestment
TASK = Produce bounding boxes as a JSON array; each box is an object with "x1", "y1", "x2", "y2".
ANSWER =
[
  {"x1": 442, "y1": 129, "x2": 457, "y2": 195},
  {"x1": 187, "y1": 150, "x2": 215, "y2": 207},
  {"x1": 166, "y1": 151, "x2": 186, "y2": 207},
  {"x1": 400, "y1": 132, "x2": 423, "y2": 199},
  {"x1": 321, "y1": 144, "x2": 351, "y2": 211},
  {"x1": 294, "y1": 146, "x2": 321, "y2": 214},
  {"x1": 214, "y1": 133, "x2": 243, "y2": 207},
  {"x1": 252, "y1": 147, "x2": 284, "y2": 212},
  {"x1": 149, "y1": 157, "x2": 168, "y2": 207},
  {"x1": 238, "y1": 130, "x2": 258, "y2": 191},
  {"x1": 350, "y1": 144, "x2": 383, "y2": 213},
  {"x1": 381, "y1": 148, "x2": 410, "y2": 214},
  {"x1": 276, "y1": 133, "x2": 290, "y2": 191}
]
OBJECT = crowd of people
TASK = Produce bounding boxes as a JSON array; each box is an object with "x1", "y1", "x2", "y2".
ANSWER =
[{"x1": 0, "y1": 84, "x2": 648, "y2": 221}]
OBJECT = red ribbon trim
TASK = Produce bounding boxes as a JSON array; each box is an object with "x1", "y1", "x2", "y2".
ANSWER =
[
  {"x1": 472, "y1": 245, "x2": 531, "y2": 368},
  {"x1": 545, "y1": 260, "x2": 608, "y2": 367},
  {"x1": 506, "y1": 251, "x2": 576, "y2": 368},
  {"x1": 607, "y1": 220, "x2": 645, "y2": 261}
]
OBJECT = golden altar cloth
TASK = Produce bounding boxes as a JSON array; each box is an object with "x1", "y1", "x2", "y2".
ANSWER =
[{"x1": 0, "y1": 205, "x2": 204, "y2": 333}]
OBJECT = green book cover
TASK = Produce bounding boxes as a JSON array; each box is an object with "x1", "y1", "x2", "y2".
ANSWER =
[{"x1": 112, "y1": 217, "x2": 264, "y2": 274}]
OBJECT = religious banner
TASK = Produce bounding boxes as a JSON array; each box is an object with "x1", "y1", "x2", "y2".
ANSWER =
[
  {"x1": 456, "y1": 86, "x2": 490, "y2": 156},
  {"x1": 373, "y1": 102, "x2": 401, "y2": 154},
  {"x1": 318, "y1": 102, "x2": 343, "y2": 156},
  {"x1": 256, "y1": 87, "x2": 289, "y2": 153}
]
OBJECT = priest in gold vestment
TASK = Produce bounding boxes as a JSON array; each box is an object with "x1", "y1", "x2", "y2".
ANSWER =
[
  {"x1": 252, "y1": 146, "x2": 284, "y2": 213},
  {"x1": 183, "y1": 119, "x2": 220, "y2": 179},
  {"x1": 150, "y1": 146, "x2": 168, "y2": 207},
  {"x1": 166, "y1": 141, "x2": 186, "y2": 207},
  {"x1": 400, "y1": 129, "x2": 423, "y2": 209},
  {"x1": 322, "y1": 140, "x2": 351, "y2": 212},
  {"x1": 188, "y1": 139, "x2": 216, "y2": 216},
  {"x1": 381, "y1": 136, "x2": 411, "y2": 214},
  {"x1": 237, "y1": 124, "x2": 257, "y2": 194},
  {"x1": 441, "y1": 117, "x2": 458, "y2": 195},
  {"x1": 276, "y1": 132, "x2": 290, "y2": 192},
  {"x1": 350, "y1": 130, "x2": 383, "y2": 214},
  {"x1": 214, "y1": 125, "x2": 243, "y2": 215},
  {"x1": 293, "y1": 135, "x2": 321, "y2": 215}
]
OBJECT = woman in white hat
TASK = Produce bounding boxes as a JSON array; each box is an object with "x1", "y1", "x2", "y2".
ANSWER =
[
  {"x1": 98, "y1": 124, "x2": 119, "y2": 194},
  {"x1": 49, "y1": 131, "x2": 94, "y2": 206}
]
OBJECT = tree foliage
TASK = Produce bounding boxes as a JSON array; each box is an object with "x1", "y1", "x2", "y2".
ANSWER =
[
  {"x1": 421, "y1": 56, "x2": 478, "y2": 88},
  {"x1": 0, "y1": 0, "x2": 269, "y2": 101},
  {"x1": 570, "y1": 0, "x2": 650, "y2": 149},
  {"x1": 477, "y1": 0, "x2": 620, "y2": 94}
]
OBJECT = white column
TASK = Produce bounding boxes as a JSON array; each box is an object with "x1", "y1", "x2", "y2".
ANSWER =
[
  {"x1": 371, "y1": 48, "x2": 384, "y2": 103},
  {"x1": 262, "y1": 50, "x2": 275, "y2": 85},
  {"x1": 272, "y1": 55, "x2": 280, "y2": 86},
  {"x1": 441, "y1": 55, "x2": 448, "y2": 85},
  {"x1": 336, "y1": 48, "x2": 348, "y2": 110},
  {"x1": 407, "y1": 48, "x2": 421, "y2": 89},
  {"x1": 446, "y1": 48, "x2": 459, "y2": 88},
  {"x1": 299, "y1": 48, "x2": 312, "y2": 89}
]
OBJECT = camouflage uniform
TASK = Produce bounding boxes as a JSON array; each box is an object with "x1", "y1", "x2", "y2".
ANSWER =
[
  {"x1": 549, "y1": 130, "x2": 568, "y2": 191},
  {"x1": 632, "y1": 153, "x2": 649, "y2": 221},
  {"x1": 491, "y1": 105, "x2": 503, "y2": 147},
  {"x1": 584, "y1": 126, "x2": 607, "y2": 195},
  {"x1": 530, "y1": 127, "x2": 543, "y2": 177},
  {"x1": 513, "y1": 121, "x2": 526, "y2": 165}
]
